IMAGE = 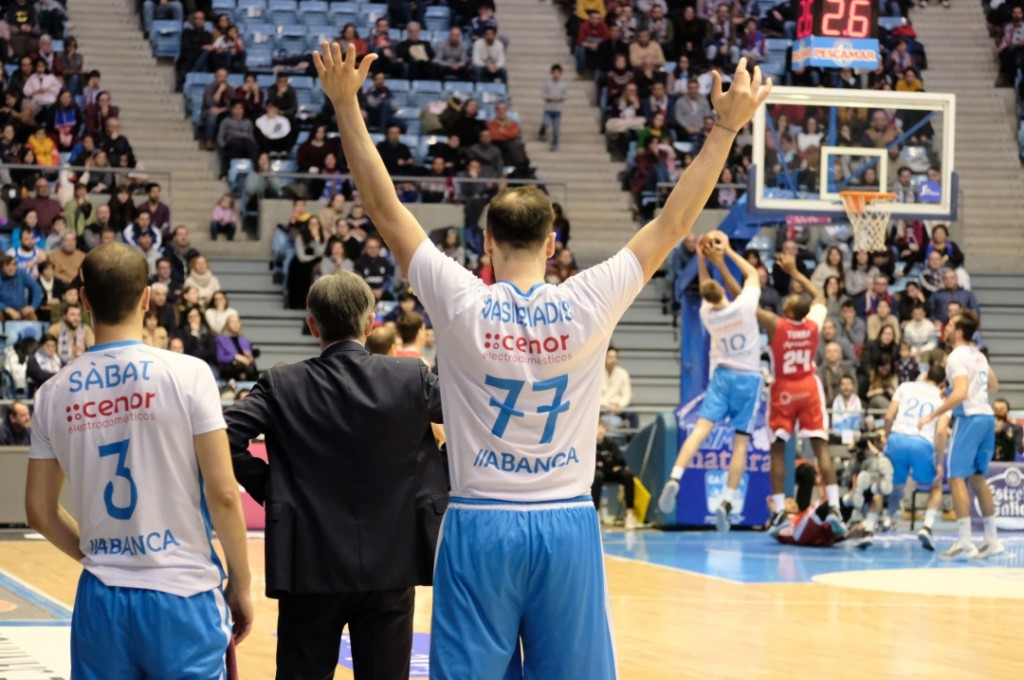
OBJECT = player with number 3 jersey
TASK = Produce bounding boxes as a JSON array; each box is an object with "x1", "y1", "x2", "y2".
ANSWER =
[
  {"x1": 658, "y1": 233, "x2": 764, "y2": 532},
  {"x1": 717, "y1": 250, "x2": 846, "y2": 538}
]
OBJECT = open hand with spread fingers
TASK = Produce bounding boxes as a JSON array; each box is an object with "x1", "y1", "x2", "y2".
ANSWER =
[
  {"x1": 312, "y1": 41, "x2": 378, "y2": 106},
  {"x1": 710, "y1": 58, "x2": 773, "y2": 132}
]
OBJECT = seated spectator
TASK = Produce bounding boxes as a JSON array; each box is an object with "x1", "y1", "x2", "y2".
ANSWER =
[
  {"x1": 213, "y1": 24, "x2": 245, "y2": 73},
  {"x1": 209, "y1": 193, "x2": 237, "y2": 242},
  {"x1": 135, "y1": 231, "x2": 161, "y2": 275},
  {"x1": 434, "y1": 26, "x2": 469, "y2": 80},
  {"x1": 816, "y1": 317, "x2": 857, "y2": 366},
  {"x1": 35, "y1": 260, "x2": 64, "y2": 322},
  {"x1": 26, "y1": 124, "x2": 58, "y2": 167},
  {"x1": 267, "y1": 72, "x2": 297, "y2": 120},
  {"x1": 143, "y1": 0, "x2": 184, "y2": 37},
  {"x1": 13, "y1": 176, "x2": 62, "y2": 232},
  {"x1": 32, "y1": 33, "x2": 65, "y2": 76},
  {"x1": 861, "y1": 110, "x2": 897, "y2": 148},
  {"x1": 996, "y1": 6, "x2": 1024, "y2": 87},
  {"x1": 673, "y1": 79, "x2": 711, "y2": 141},
  {"x1": 605, "y1": 82, "x2": 645, "y2": 142},
  {"x1": 363, "y1": 71, "x2": 399, "y2": 132},
  {"x1": 546, "y1": 248, "x2": 578, "y2": 283},
  {"x1": 430, "y1": 133, "x2": 465, "y2": 174},
  {"x1": 820, "y1": 276, "x2": 847, "y2": 319},
  {"x1": 149, "y1": 280, "x2": 177, "y2": 329},
  {"x1": 216, "y1": 313, "x2": 258, "y2": 381},
  {"x1": 837, "y1": 300, "x2": 866, "y2": 348},
  {"x1": 472, "y1": 27, "x2": 507, "y2": 83},
  {"x1": 831, "y1": 375, "x2": 863, "y2": 444},
  {"x1": 457, "y1": 158, "x2": 499, "y2": 238},
  {"x1": 23, "y1": 59, "x2": 61, "y2": 114},
  {"x1": 819, "y1": 341, "x2": 858, "y2": 405},
  {"x1": 319, "y1": 240, "x2": 352, "y2": 277},
  {"x1": 67, "y1": 133, "x2": 95, "y2": 166},
  {"x1": 860, "y1": 324, "x2": 898, "y2": 377},
  {"x1": 175, "y1": 11, "x2": 214, "y2": 90},
  {"x1": 902, "y1": 303, "x2": 938, "y2": 359},
  {"x1": 396, "y1": 22, "x2": 437, "y2": 80},
  {"x1": 49, "y1": 90, "x2": 82, "y2": 152},
  {"x1": 866, "y1": 298, "x2": 900, "y2": 343},
  {"x1": 27, "y1": 332, "x2": 61, "y2": 388},
  {"x1": 576, "y1": 10, "x2": 610, "y2": 77},
  {"x1": 436, "y1": 228, "x2": 465, "y2": 266},
  {"x1": 632, "y1": 55, "x2": 667, "y2": 100},
  {"x1": 738, "y1": 18, "x2": 765, "y2": 65},
  {"x1": 592, "y1": 417, "x2": 638, "y2": 528},
  {"x1": 0, "y1": 400, "x2": 31, "y2": 445},
  {"x1": 7, "y1": 228, "x2": 45, "y2": 279},
  {"x1": 448, "y1": 99, "x2": 485, "y2": 146},
  {"x1": 377, "y1": 125, "x2": 416, "y2": 176},
  {"x1": 81, "y1": 70, "x2": 102, "y2": 108},
  {"x1": 254, "y1": 101, "x2": 292, "y2": 156},
  {"x1": 168, "y1": 336, "x2": 185, "y2": 354},
  {"x1": 395, "y1": 311, "x2": 427, "y2": 361},
  {"x1": 994, "y1": 399, "x2": 1023, "y2": 462},
  {"x1": 368, "y1": 17, "x2": 399, "y2": 76},
  {"x1": 918, "y1": 250, "x2": 946, "y2": 295},
  {"x1": 141, "y1": 309, "x2": 169, "y2": 349},
  {"x1": 600, "y1": 346, "x2": 632, "y2": 426},
  {"x1": 80, "y1": 203, "x2": 111, "y2": 251},
  {"x1": 48, "y1": 302, "x2": 93, "y2": 362},
  {"x1": 864, "y1": 357, "x2": 898, "y2": 411},
  {"x1": 470, "y1": 5, "x2": 499, "y2": 40},
  {"x1": 924, "y1": 224, "x2": 965, "y2": 270},
  {"x1": 297, "y1": 124, "x2": 340, "y2": 175},
  {"x1": 811, "y1": 246, "x2": 845, "y2": 289},
  {"x1": 183, "y1": 254, "x2": 220, "y2": 309},
  {"x1": 894, "y1": 340, "x2": 920, "y2": 383},
  {"x1": 287, "y1": 216, "x2": 325, "y2": 309},
  {"x1": 597, "y1": 24, "x2": 629, "y2": 77},
  {"x1": 420, "y1": 157, "x2": 454, "y2": 203},
  {"x1": 235, "y1": 71, "x2": 264, "y2": 119},
  {"x1": 62, "y1": 183, "x2": 94, "y2": 238},
  {"x1": 204, "y1": 290, "x2": 239, "y2": 335},
  {"x1": 629, "y1": 29, "x2": 665, "y2": 70},
  {"x1": 123, "y1": 211, "x2": 162, "y2": 249},
  {"x1": 931, "y1": 269, "x2": 979, "y2": 324},
  {"x1": 216, "y1": 100, "x2": 258, "y2": 178},
  {"x1": 136, "y1": 183, "x2": 170, "y2": 236},
  {"x1": 856, "y1": 274, "x2": 894, "y2": 318},
  {"x1": 353, "y1": 235, "x2": 394, "y2": 300},
  {"x1": 487, "y1": 101, "x2": 521, "y2": 152},
  {"x1": 756, "y1": 265, "x2": 781, "y2": 313},
  {"x1": 365, "y1": 324, "x2": 399, "y2": 355},
  {"x1": 84, "y1": 90, "x2": 120, "y2": 138},
  {"x1": 705, "y1": 5, "x2": 737, "y2": 67},
  {"x1": 337, "y1": 23, "x2": 368, "y2": 60},
  {"x1": 175, "y1": 304, "x2": 217, "y2": 366},
  {"x1": 48, "y1": 231, "x2": 85, "y2": 285},
  {"x1": 465, "y1": 128, "x2": 504, "y2": 176},
  {"x1": 107, "y1": 185, "x2": 137, "y2": 230},
  {"x1": 200, "y1": 68, "x2": 232, "y2": 150},
  {"x1": 896, "y1": 281, "x2": 928, "y2": 321}
]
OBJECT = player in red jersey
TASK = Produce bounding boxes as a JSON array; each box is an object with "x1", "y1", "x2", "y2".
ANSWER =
[
  {"x1": 774, "y1": 462, "x2": 848, "y2": 547},
  {"x1": 716, "y1": 248, "x2": 845, "y2": 537}
]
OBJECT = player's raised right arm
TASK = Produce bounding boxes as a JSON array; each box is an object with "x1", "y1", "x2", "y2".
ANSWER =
[
  {"x1": 314, "y1": 42, "x2": 428, "y2": 273},
  {"x1": 626, "y1": 59, "x2": 771, "y2": 282}
]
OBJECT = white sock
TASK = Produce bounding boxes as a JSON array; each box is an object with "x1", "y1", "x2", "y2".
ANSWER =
[
  {"x1": 826, "y1": 484, "x2": 840, "y2": 509},
  {"x1": 983, "y1": 516, "x2": 998, "y2": 542},
  {"x1": 923, "y1": 509, "x2": 937, "y2": 529},
  {"x1": 957, "y1": 517, "x2": 972, "y2": 542},
  {"x1": 864, "y1": 512, "x2": 878, "y2": 533},
  {"x1": 721, "y1": 486, "x2": 736, "y2": 505},
  {"x1": 670, "y1": 466, "x2": 684, "y2": 482},
  {"x1": 772, "y1": 493, "x2": 786, "y2": 513}
]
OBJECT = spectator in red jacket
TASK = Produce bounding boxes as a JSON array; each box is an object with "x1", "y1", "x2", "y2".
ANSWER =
[{"x1": 576, "y1": 10, "x2": 610, "y2": 77}]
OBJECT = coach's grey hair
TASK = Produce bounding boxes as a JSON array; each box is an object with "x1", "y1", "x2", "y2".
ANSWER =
[
  {"x1": 150, "y1": 282, "x2": 168, "y2": 295},
  {"x1": 306, "y1": 271, "x2": 375, "y2": 343}
]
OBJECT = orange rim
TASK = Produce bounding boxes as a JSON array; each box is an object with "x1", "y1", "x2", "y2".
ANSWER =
[{"x1": 839, "y1": 190, "x2": 898, "y2": 214}]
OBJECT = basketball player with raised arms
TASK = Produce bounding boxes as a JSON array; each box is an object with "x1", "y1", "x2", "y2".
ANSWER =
[
  {"x1": 314, "y1": 41, "x2": 771, "y2": 678},
  {"x1": 716, "y1": 250, "x2": 844, "y2": 537},
  {"x1": 882, "y1": 364, "x2": 948, "y2": 551},
  {"x1": 658, "y1": 233, "x2": 764, "y2": 532},
  {"x1": 919, "y1": 310, "x2": 1004, "y2": 559},
  {"x1": 25, "y1": 243, "x2": 253, "y2": 678}
]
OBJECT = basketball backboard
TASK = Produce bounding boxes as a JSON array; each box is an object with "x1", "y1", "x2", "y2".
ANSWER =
[{"x1": 749, "y1": 86, "x2": 956, "y2": 220}]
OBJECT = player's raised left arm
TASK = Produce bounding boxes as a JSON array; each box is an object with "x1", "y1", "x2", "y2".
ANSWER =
[
  {"x1": 626, "y1": 59, "x2": 771, "y2": 281},
  {"x1": 25, "y1": 459, "x2": 84, "y2": 561},
  {"x1": 314, "y1": 42, "x2": 427, "y2": 273},
  {"x1": 777, "y1": 252, "x2": 823, "y2": 305}
]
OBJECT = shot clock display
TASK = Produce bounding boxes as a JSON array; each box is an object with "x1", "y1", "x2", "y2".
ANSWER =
[{"x1": 792, "y1": 0, "x2": 880, "y2": 70}]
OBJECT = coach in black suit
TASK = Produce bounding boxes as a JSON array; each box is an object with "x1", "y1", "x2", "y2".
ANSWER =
[{"x1": 224, "y1": 271, "x2": 447, "y2": 680}]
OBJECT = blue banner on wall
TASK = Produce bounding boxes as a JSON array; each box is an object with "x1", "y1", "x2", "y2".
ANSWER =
[
  {"x1": 673, "y1": 393, "x2": 773, "y2": 528},
  {"x1": 971, "y1": 462, "x2": 1024, "y2": 531}
]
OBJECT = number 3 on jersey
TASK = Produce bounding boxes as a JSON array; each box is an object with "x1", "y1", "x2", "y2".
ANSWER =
[
  {"x1": 99, "y1": 439, "x2": 137, "y2": 520},
  {"x1": 485, "y1": 373, "x2": 570, "y2": 445},
  {"x1": 782, "y1": 349, "x2": 812, "y2": 376}
]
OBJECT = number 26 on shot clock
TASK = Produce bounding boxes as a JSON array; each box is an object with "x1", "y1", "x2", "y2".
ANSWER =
[{"x1": 796, "y1": 0, "x2": 877, "y2": 40}]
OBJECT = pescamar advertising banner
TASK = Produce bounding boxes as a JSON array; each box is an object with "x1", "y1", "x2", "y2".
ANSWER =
[{"x1": 673, "y1": 394, "x2": 773, "y2": 528}]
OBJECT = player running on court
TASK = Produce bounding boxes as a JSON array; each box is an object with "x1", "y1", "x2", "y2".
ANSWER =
[
  {"x1": 314, "y1": 42, "x2": 770, "y2": 678},
  {"x1": 715, "y1": 250, "x2": 845, "y2": 537},
  {"x1": 882, "y1": 364, "x2": 948, "y2": 551},
  {"x1": 25, "y1": 243, "x2": 253, "y2": 678},
  {"x1": 919, "y1": 310, "x2": 1004, "y2": 560},
  {"x1": 658, "y1": 233, "x2": 764, "y2": 532}
]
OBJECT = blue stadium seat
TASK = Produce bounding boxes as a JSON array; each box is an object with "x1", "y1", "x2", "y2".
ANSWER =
[
  {"x1": 229, "y1": 158, "x2": 253, "y2": 196},
  {"x1": 246, "y1": 44, "x2": 274, "y2": 69},
  {"x1": 212, "y1": 0, "x2": 236, "y2": 14},
  {"x1": 290, "y1": 75, "x2": 315, "y2": 91},
  {"x1": 277, "y1": 31, "x2": 308, "y2": 56},
  {"x1": 329, "y1": 2, "x2": 360, "y2": 27},
  {"x1": 298, "y1": 0, "x2": 329, "y2": 26},
  {"x1": 52, "y1": 39, "x2": 64, "y2": 53},
  {"x1": 363, "y1": 3, "x2": 388, "y2": 23},
  {"x1": 475, "y1": 81, "x2": 507, "y2": 104},
  {"x1": 268, "y1": 0, "x2": 298, "y2": 26},
  {"x1": 150, "y1": 20, "x2": 182, "y2": 59},
  {"x1": 3, "y1": 64, "x2": 16, "y2": 78},
  {"x1": 445, "y1": 81, "x2": 475, "y2": 97},
  {"x1": 388, "y1": 79, "x2": 412, "y2": 93},
  {"x1": 388, "y1": 28, "x2": 403, "y2": 41},
  {"x1": 878, "y1": 16, "x2": 906, "y2": 31},
  {"x1": 257, "y1": 73, "x2": 277, "y2": 88},
  {"x1": 416, "y1": 80, "x2": 443, "y2": 95},
  {"x1": 765, "y1": 38, "x2": 791, "y2": 53},
  {"x1": 270, "y1": 158, "x2": 298, "y2": 185},
  {"x1": 184, "y1": 72, "x2": 215, "y2": 112},
  {"x1": 227, "y1": 73, "x2": 244, "y2": 87},
  {"x1": 424, "y1": 5, "x2": 451, "y2": 32},
  {"x1": 235, "y1": 0, "x2": 267, "y2": 22},
  {"x1": 244, "y1": 22, "x2": 276, "y2": 46},
  {"x1": 3, "y1": 321, "x2": 47, "y2": 345},
  {"x1": 369, "y1": 132, "x2": 385, "y2": 146}
]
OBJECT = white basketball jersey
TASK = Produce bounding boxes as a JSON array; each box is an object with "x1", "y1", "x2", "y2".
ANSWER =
[
  {"x1": 30, "y1": 341, "x2": 227, "y2": 597},
  {"x1": 890, "y1": 380, "x2": 943, "y2": 440},
  {"x1": 945, "y1": 344, "x2": 994, "y2": 417},
  {"x1": 699, "y1": 283, "x2": 761, "y2": 374},
  {"x1": 409, "y1": 241, "x2": 645, "y2": 501}
]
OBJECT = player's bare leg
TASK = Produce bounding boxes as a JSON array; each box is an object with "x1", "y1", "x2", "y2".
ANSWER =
[
  {"x1": 767, "y1": 438, "x2": 790, "y2": 535},
  {"x1": 969, "y1": 472, "x2": 1005, "y2": 558},
  {"x1": 658, "y1": 418, "x2": 716, "y2": 514},
  {"x1": 715, "y1": 432, "x2": 751, "y2": 532},
  {"x1": 942, "y1": 476, "x2": 979, "y2": 559},
  {"x1": 858, "y1": 492, "x2": 884, "y2": 549},
  {"x1": 917, "y1": 482, "x2": 944, "y2": 551},
  {"x1": 809, "y1": 437, "x2": 846, "y2": 536}
]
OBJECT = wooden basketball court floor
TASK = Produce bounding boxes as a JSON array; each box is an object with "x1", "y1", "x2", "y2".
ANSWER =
[{"x1": 1, "y1": 529, "x2": 1022, "y2": 679}]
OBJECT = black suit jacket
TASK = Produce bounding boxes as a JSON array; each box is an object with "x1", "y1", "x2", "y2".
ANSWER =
[{"x1": 225, "y1": 340, "x2": 446, "y2": 598}]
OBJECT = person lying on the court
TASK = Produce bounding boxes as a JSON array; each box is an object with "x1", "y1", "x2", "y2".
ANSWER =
[{"x1": 774, "y1": 462, "x2": 851, "y2": 548}]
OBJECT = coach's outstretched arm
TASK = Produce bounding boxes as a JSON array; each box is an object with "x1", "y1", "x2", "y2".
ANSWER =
[
  {"x1": 627, "y1": 59, "x2": 771, "y2": 281},
  {"x1": 314, "y1": 43, "x2": 427, "y2": 273}
]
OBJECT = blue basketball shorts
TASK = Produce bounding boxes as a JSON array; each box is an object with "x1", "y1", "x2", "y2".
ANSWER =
[
  {"x1": 947, "y1": 414, "x2": 996, "y2": 478},
  {"x1": 699, "y1": 367, "x2": 763, "y2": 434},
  {"x1": 430, "y1": 496, "x2": 616, "y2": 680},
  {"x1": 71, "y1": 569, "x2": 232, "y2": 680},
  {"x1": 885, "y1": 433, "x2": 936, "y2": 486}
]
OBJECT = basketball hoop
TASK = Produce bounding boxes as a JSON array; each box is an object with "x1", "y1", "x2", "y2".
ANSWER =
[{"x1": 840, "y1": 191, "x2": 896, "y2": 253}]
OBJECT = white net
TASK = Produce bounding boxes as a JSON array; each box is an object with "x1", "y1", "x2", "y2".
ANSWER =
[{"x1": 840, "y1": 192, "x2": 896, "y2": 253}]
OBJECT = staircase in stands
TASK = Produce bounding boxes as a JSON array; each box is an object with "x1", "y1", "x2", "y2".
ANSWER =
[
  {"x1": 909, "y1": 3, "x2": 1024, "y2": 273},
  {"x1": 67, "y1": 0, "x2": 254, "y2": 257}
]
